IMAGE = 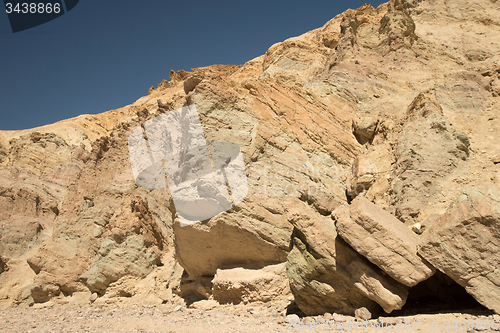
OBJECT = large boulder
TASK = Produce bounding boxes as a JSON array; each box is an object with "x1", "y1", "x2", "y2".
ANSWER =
[
  {"x1": 418, "y1": 186, "x2": 500, "y2": 314},
  {"x1": 172, "y1": 197, "x2": 292, "y2": 279},
  {"x1": 286, "y1": 200, "x2": 408, "y2": 316},
  {"x1": 212, "y1": 263, "x2": 290, "y2": 304},
  {"x1": 335, "y1": 196, "x2": 435, "y2": 287}
]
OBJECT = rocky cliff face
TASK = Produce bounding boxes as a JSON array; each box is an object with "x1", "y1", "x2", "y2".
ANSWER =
[{"x1": 1, "y1": 0, "x2": 500, "y2": 317}]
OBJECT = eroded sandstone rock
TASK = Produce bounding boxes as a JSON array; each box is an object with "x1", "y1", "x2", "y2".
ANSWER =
[
  {"x1": 418, "y1": 186, "x2": 500, "y2": 314},
  {"x1": 347, "y1": 149, "x2": 393, "y2": 199},
  {"x1": 1, "y1": 0, "x2": 500, "y2": 312},
  {"x1": 389, "y1": 93, "x2": 471, "y2": 224},
  {"x1": 353, "y1": 115, "x2": 379, "y2": 144},
  {"x1": 79, "y1": 236, "x2": 161, "y2": 295},
  {"x1": 286, "y1": 200, "x2": 408, "y2": 316},
  {"x1": 212, "y1": 263, "x2": 290, "y2": 305},
  {"x1": 335, "y1": 196, "x2": 435, "y2": 287},
  {"x1": 0, "y1": 221, "x2": 44, "y2": 258},
  {"x1": 183, "y1": 75, "x2": 203, "y2": 94}
]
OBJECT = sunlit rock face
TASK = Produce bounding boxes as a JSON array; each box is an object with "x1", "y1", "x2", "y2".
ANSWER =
[{"x1": 1, "y1": 0, "x2": 500, "y2": 316}]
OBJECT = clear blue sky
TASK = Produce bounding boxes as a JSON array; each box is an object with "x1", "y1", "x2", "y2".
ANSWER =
[{"x1": 0, "y1": 1, "x2": 385, "y2": 130}]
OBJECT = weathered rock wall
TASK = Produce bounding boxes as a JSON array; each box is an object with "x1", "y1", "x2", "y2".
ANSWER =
[{"x1": 1, "y1": 0, "x2": 500, "y2": 317}]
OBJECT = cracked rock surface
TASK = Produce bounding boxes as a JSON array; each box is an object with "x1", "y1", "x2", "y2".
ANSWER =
[{"x1": 1, "y1": 0, "x2": 500, "y2": 322}]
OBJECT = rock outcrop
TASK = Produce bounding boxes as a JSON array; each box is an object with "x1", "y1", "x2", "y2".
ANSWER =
[
  {"x1": 1, "y1": 0, "x2": 500, "y2": 318},
  {"x1": 286, "y1": 200, "x2": 408, "y2": 315},
  {"x1": 419, "y1": 186, "x2": 500, "y2": 313},
  {"x1": 389, "y1": 93, "x2": 472, "y2": 224},
  {"x1": 335, "y1": 196, "x2": 435, "y2": 287},
  {"x1": 212, "y1": 263, "x2": 290, "y2": 305}
]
